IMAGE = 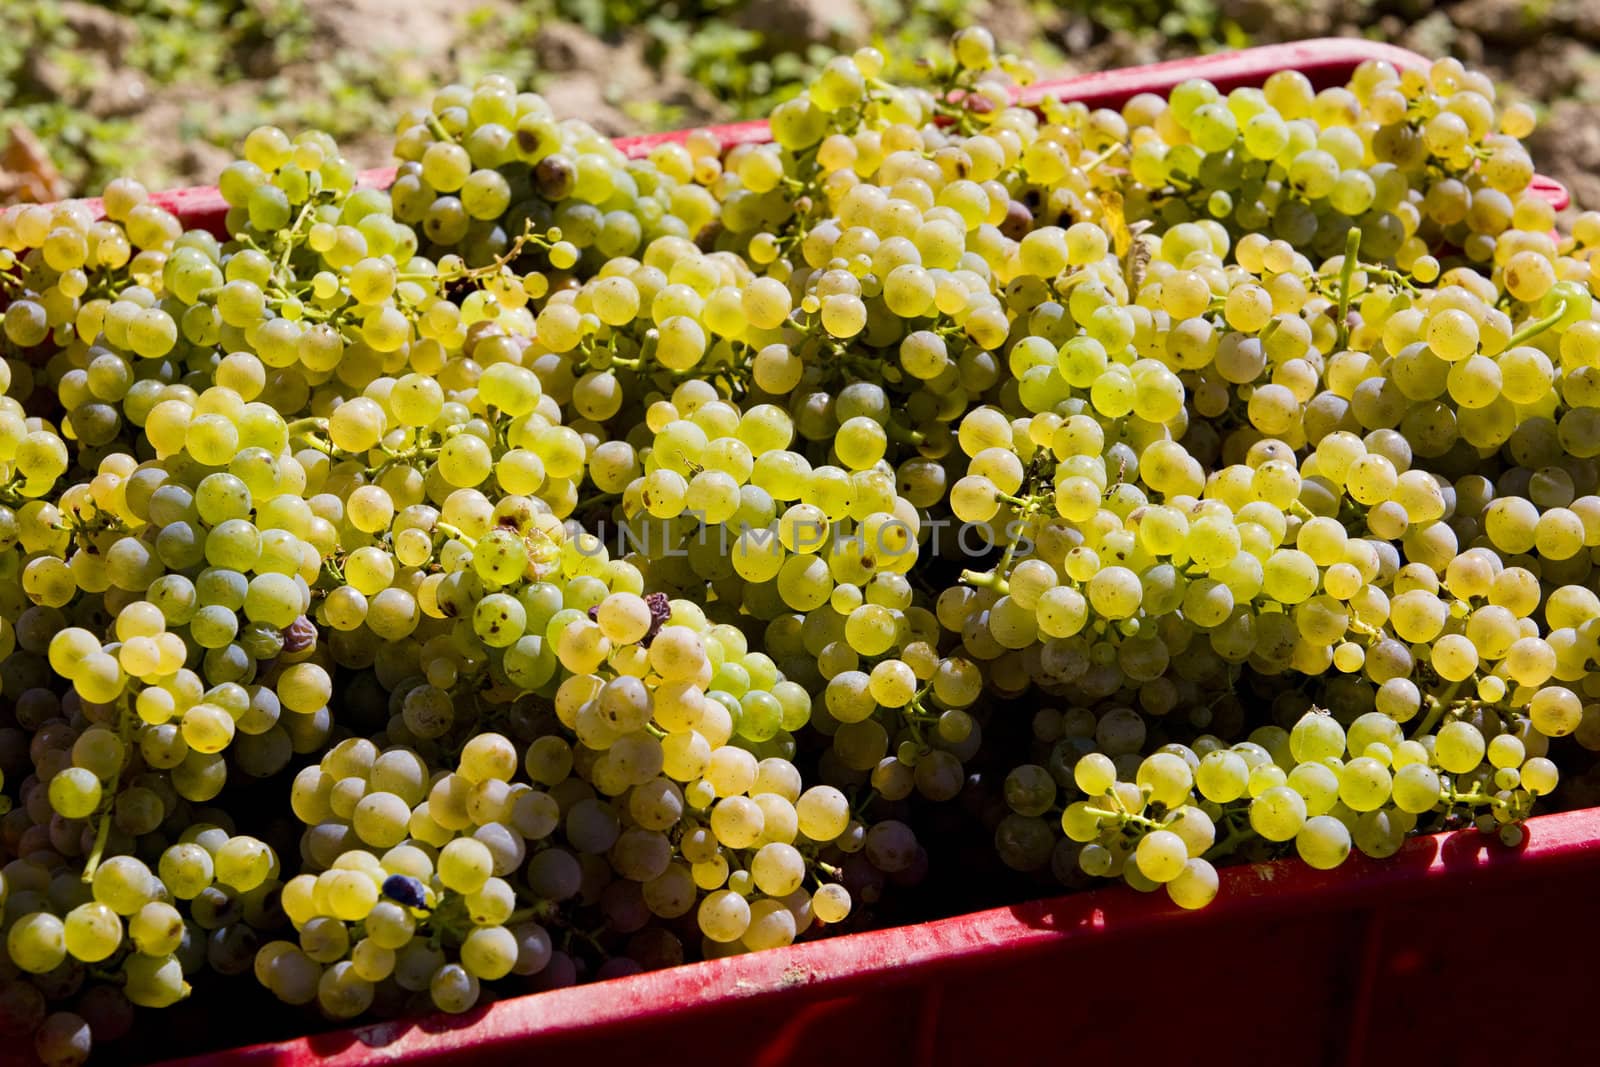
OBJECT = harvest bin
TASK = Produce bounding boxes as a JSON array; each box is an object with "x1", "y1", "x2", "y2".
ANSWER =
[{"x1": 110, "y1": 37, "x2": 1592, "y2": 1067}]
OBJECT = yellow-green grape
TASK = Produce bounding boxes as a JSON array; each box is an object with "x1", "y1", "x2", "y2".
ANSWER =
[
  {"x1": 1248, "y1": 786, "x2": 1307, "y2": 842},
  {"x1": 125, "y1": 953, "x2": 190, "y2": 1008},
  {"x1": 1521, "y1": 757, "x2": 1559, "y2": 796},
  {"x1": 1135, "y1": 753, "x2": 1193, "y2": 808},
  {"x1": 697, "y1": 889, "x2": 750, "y2": 943},
  {"x1": 1133, "y1": 830, "x2": 1189, "y2": 883},
  {"x1": 63, "y1": 902, "x2": 123, "y2": 963},
  {"x1": 1530, "y1": 686, "x2": 1582, "y2": 737},
  {"x1": 1295, "y1": 816, "x2": 1352, "y2": 870},
  {"x1": 438, "y1": 838, "x2": 494, "y2": 894},
  {"x1": 92, "y1": 857, "x2": 159, "y2": 915},
  {"x1": 1434, "y1": 720, "x2": 1487, "y2": 772},
  {"x1": 215, "y1": 836, "x2": 275, "y2": 892},
  {"x1": 1337, "y1": 758, "x2": 1392, "y2": 812},
  {"x1": 8, "y1": 913, "x2": 68, "y2": 973},
  {"x1": 795, "y1": 786, "x2": 849, "y2": 842},
  {"x1": 48, "y1": 767, "x2": 102, "y2": 819},
  {"x1": 159, "y1": 844, "x2": 215, "y2": 900},
  {"x1": 1392, "y1": 764, "x2": 1442, "y2": 814},
  {"x1": 460, "y1": 926, "x2": 518, "y2": 980},
  {"x1": 1165, "y1": 858, "x2": 1219, "y2": 910},
  {"x1": 1286, "y1": 763, "x2": 1339, "y2": 816},
  {"x1": 812, "y1": 883, "x2": 852, "y2": 923}
]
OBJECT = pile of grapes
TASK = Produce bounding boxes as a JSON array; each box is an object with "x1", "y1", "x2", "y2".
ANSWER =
[{"x1": 3, "y1": 28, "x2": 1600, "y2": 1065}]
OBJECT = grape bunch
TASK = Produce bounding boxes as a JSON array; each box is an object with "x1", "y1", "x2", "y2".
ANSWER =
[{"x1": 1, "y1": 24, "x2": 1599, "y2": 1065}]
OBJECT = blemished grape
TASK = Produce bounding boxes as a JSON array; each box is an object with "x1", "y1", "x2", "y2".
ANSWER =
[{"x1": 0, "y1": 29, "x2": 1596, "y2": 1061}]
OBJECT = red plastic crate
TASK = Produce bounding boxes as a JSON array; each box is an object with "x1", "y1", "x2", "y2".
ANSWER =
[
  {"x1": 128, "y1": 38, "x2": 1589, "y2": 1067},
  {"x1": 161, "y1": 808, "x2": 1600, "y2": 1067}
]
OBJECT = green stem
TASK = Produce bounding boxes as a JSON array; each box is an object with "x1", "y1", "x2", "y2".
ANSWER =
[
  {"x1": 850, "y1": 788, "x2": 879, "y2": 820},
  {"x1": 82, "y1": 814, "x2": 113, "y2": 884},
  {"x1": 507, "y1": 900, "x2": 559, "y2": 924},
  {"x1": 82, "y1": 698, "x2": 133, "y2": 883},
  {"x1": 276, "y1": 200, "x2": 319, "y2": 277},
  {"x1": 1084, "y1": 806, "x2": 1164, "y2": 832},
  {"x1": 988, "y1": 505, "x2": 1033, "y2": 585},
  {"x1": 1335, "y1": 227, "x2": 1360, "y2": 351},
  {"x1": 425, "y1": 113, "x2": 457, "y2": 144},
  {"x1": 959, "y1": 568, "x2": 1009, "y2": 594},
  {"x1": 1204, "y1": 823, "x2": 1255, "y2": 861},
  {"x1": 1080, "y1": 142, "x2": 1122, "y2": 174},
  {"x1": 1442, "y1": 786, "x2": 1507, "y2": 811},
  {"x1": 435, "y1": 522, "x2": 476, "y2": 548},
  {"x1": 1503, "y1": 300, "x2": 1568, "y2": 350},
  {"x1": 1409, "y1": 681, "x2": 1460, "y2": 740},
  {"x1": 885, "y1": 421, "x2": 925, "y2": 446}
]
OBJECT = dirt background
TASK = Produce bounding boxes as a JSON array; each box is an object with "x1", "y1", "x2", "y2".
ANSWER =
[{"x1": 7, "y1": 0, "x2": 1600, "y2": 209}]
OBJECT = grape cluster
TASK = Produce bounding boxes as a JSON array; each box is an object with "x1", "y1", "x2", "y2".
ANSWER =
[{"x1": 1, "y1": 25, "x2": 1600, "y2": 1065}]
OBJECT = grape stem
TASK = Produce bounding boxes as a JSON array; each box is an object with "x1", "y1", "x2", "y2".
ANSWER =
[
  {"x1": 1079, "y1": 142, "x2": 1123, "y2": 175},
  {"x1": 958, "y1": 567, "x2": 1008, "y2": 594},
  {"x1": 1410, "y1": 681, "x2": 1460, "y2": 739},
  {"x1": 1442, "y1": 786, "x2": 1509, "y2": 812},
  {"x1": 440, "y1": 220, "x2": 547, "y2": 285},
  {"x1": 1084, "y1": 806, "x2": 1163, "y2": 832},
  {"x1": 424, "y1": 113, "x2": 457, "y2": 144},
  {"x1": 81, "y1": 808, "x2": 113, "y2": 885},
  {"x1": 0, "y1": 260, "x2": 29, "y2": 297},
  {"x1": 959, "y1": 451, "x2": 1056, "y2": 595},
  {"x1": 1335, "y1": 226, "x2": 1360, "y2": 350},
  {"x1": 82, "y1": 696, "x2": 134, "y2": 883},
  {"x1": 1204, "y1": 821, "x2": 1256, "y2": 861},
  {"x1": 507, "y1": 900, "x2": 559, "y2": 924},
  {"x1": 286, "y1": 416, "x2": 334, "y2": 457},
  {"x1": 434, "y1": 521, "x2": 475, "y2": 547},
  {"x1": 897, "y1": 682, "x2": 938, "y2": 736},
  {"x1": 904, "y1": 716, "x2": 927, "y2": 746},
  {"x1": 851, "y1": 787, "x2": 879, "y2": 820},
  {"x1": 275, "y1": 199, "x2": 322, "y2": 277},
  {"x1": 557, "y1": 923, "x2": 609, "y2": 956},
  {"x1": 885, "y1": 421, "x2": 925, "y2": 446},
  {"x1": 1503, "y1": 299, "x2": 1569, "y2": 349}
]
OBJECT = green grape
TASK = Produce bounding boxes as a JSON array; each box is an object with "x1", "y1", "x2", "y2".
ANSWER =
[
  {"x1": 63, "y1": 902, "x2": 123, "y2": 963},
  {"x1": 1295, "y1": 816, "x2": 1353, "y2": 870},
  {"x1": 48, "y1": 767, "x2": 102, "y2": 819},
  {"x1": 124, "y1": 954, "x2": 189, "y2": 1008},
  {"x1": 1248, "y1": 786, "x2": 1307, "y2": 842},
  {"x1": 1435, "y1": 720, "x2": 1488, "y2": 771},
  {"x1": 1165, "y1": 858, "x2": 1219, "y2": 910},
  {"x1": 1133, "y1": 830, "x2": 1189, "y2": 883},
  {"x1": 8, "y1": 913, "x2": 68, "y2": 973}
]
